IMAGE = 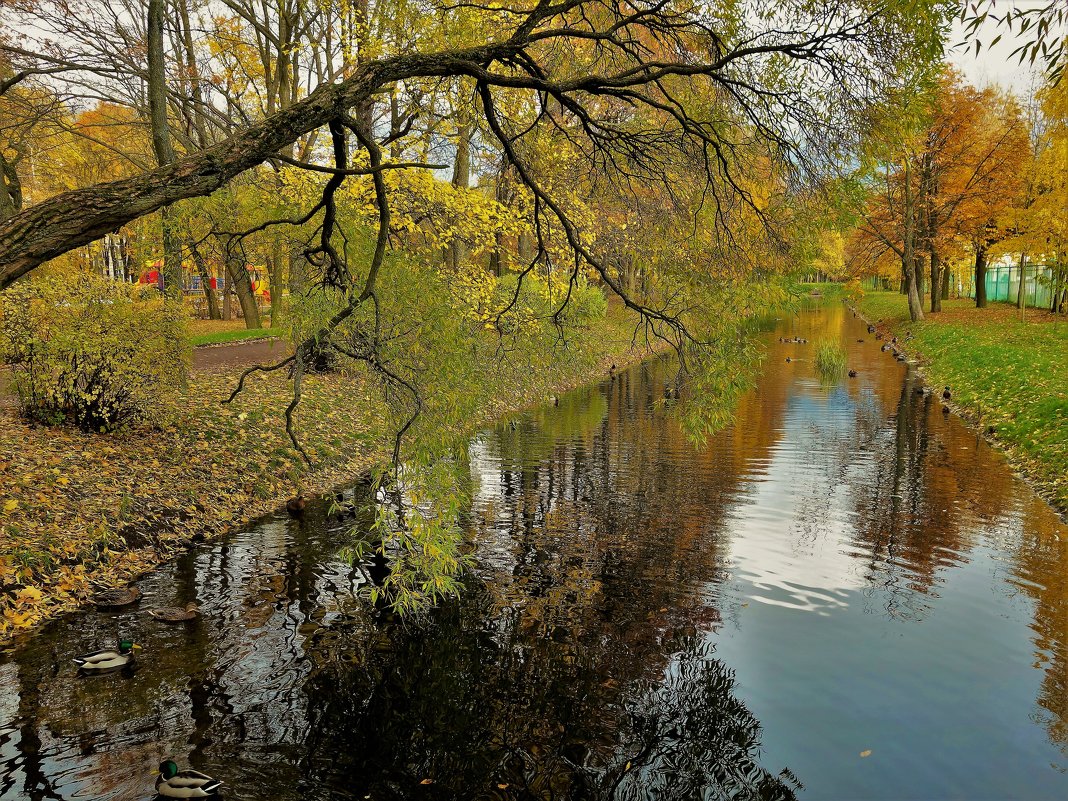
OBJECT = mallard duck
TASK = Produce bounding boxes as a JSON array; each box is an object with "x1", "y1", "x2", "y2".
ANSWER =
[
  {"x1": 73, "y1": 639, "x2": 141, "y2": 673},
  {"x1": 848, "y1": 369, "x2": 857, "y2": 378},
  {"x1": 154, "y1": 760, "x2": 223, "y2": 798},
  {"x1": 942, "y1": 386, "x2": 952, "y2": 400},
  {"x1": 149, "y1": 602, "x2": 199, "y2": 623},
  {"x1": 92, "y1": 587, "x2": 142, "y2": 609},
  {"x1": 332, "y1": 492, "x2": 357, "y2": 520},
  {"x1": 285, "y1": 495, "x2": 306, "y2": 518},
  {"x1": 785, "y1": 357, "x2": 791, "y2": 363},
  {"x1": 867, "y1": 324, "x2": 876, "y2": 333}
]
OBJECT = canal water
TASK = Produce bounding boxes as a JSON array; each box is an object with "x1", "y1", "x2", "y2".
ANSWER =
[{"x1": 1, "y1": 302, "x2": 1066, "y2": 800}]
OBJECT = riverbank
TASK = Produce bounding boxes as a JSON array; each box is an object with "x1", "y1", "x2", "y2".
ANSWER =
[
  {"x1": 0, "y1": 307, "x2": 663, "y2": 644},
  {"x1": 856, "y1": 291, "x2": 1068, "y2": 516}
]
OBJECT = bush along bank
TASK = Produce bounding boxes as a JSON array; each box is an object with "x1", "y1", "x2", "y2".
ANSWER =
[
  {"x1": 0, "y1": 305, "x2": 662, "y2": 646},
  {"x1": 855, "y1": 292, "x2": 1068, "y2": 517}
]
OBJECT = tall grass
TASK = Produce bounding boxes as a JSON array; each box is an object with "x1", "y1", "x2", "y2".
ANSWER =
[{"x1": 814, "y1": 339, "x2": 846, "y2": 379}]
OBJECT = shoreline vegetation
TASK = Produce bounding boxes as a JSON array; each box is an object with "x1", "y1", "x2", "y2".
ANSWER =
[
  {"x1": 0, "y1": 306, "x2": 664, "y2": 646},
  {"x1": 855, "y1": 291, "x2": 1067, "y2": 519}
]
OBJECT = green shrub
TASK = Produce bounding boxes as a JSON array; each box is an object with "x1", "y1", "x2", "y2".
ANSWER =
[
  {"x1": 0, "y1": 274, "x2": 189, "y2": 432},
  {"x1": 490, "y1": 273, "x2": 607, "y2": 332}
]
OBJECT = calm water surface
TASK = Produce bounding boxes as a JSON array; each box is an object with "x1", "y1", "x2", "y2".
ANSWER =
[{"x1": 1, "y1": 302, "x2": 1066, "y2": 800}]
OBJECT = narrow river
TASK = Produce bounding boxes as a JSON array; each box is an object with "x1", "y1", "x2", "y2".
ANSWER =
[{"x1": 1, "y1": 301, "x2": 1066, "y2": 800}]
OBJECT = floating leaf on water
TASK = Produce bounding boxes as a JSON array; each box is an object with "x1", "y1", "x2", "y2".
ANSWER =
[{"x1": 860, "y1": 750, "x2": 872, "y2": 758}]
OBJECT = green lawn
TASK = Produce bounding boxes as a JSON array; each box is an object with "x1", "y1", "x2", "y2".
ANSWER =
[
  {"x1": 188, "y1": 326, "x2": 284, "y2": 346},
  {"x1": 858, "y1": 292, "x2": 1068, "y2": 512}
]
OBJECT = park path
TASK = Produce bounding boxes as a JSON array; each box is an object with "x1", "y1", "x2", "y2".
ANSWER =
[
  {"x1": 0, "y1": 338, "x2": 290, "y2": 406},
  {"x1": 192, "y1": 337, "x2": 289, "y2": 370}
]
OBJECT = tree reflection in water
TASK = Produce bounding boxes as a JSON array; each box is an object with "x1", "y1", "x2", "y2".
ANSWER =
[{"x1": 300, "y1": 584, "x2": 798, "y2": 800}]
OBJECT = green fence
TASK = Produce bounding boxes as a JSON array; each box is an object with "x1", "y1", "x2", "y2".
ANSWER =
[{"x1": 969, "y1": 263, "x2": 1057, "y2": 309}]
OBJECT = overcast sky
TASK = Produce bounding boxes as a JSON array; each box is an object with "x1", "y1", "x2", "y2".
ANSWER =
[{"x1": 947, "y1": 5, "x2": 1052, "y2": 97}]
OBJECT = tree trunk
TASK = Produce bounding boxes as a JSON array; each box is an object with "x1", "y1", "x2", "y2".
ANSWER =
[
  {"x1": 268, "y1": 241, "x2": 284, "y2": 327},
  {"x1": 903, "y1": 159, "x2": 923, "y2": 322},
  {"x1": 447, "y1": 116, "x2": 473, "y2": 272},
  {"x1": 517, "y1": 231, "x2": 534, "y2": 265},
  {"x1": 941, "y1": 264, "x2": 950, "y2": 299},
  {"x1": 974, "y1": 245, "x2": 988, "y2": 308},
  {"x1": 1015, "y1": 253, "x2": 1027, "y2": 312},
  {"x1": 186, "y1": 236, "x2": 221, "y2": 319},
  {"x1": 0, "y1": 44, "x2": 398, "y2": 287},
  {"x1": 147, "y1": 0, "x2": 182, "y2": 300},
  {"x1": 223, "y1": 278, "x2": 232, "y2": 320},
  {"x1": 904, "y1": 258, "x2": 924, "y2": 321},
  {"x1": 225, "y1": 255, "x2": 262, "y2": 328},
  {"x1": 929, "y1": 247, "x2": 942, "y2": 313},
  {"x1": 288, "y1": 243, "x2": 308, "y2": 294},
  {"x1": 0, "y1": 153, "x2": 23, "y2": 220}
]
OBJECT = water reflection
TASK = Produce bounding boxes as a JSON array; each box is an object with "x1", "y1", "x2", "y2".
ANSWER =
[{"x1": 0, "y1": 301, "x2": 1066, "y2": 800}]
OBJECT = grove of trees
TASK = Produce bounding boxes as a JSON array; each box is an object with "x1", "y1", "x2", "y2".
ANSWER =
[{"x1": 846, "y1": 66, "x2": 1067, "y2": 320}]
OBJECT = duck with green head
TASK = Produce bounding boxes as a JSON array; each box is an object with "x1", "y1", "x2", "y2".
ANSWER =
[
  {"x1": 154, "y1": 760, "x2": 223, "y2": 798},
  {"x1": 72, "y1": 639, "x2": 141, "y2": 673}
]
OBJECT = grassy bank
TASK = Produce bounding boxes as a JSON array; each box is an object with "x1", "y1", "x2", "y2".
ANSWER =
[
  {"x1": 857, "y1": 292, "x2": 1068, "y2": 514},
  {"x1": 0, "y1": 307, "x2": 659, "y2": 644}
]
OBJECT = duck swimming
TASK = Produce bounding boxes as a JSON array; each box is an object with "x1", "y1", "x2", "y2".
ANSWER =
[
  {"x1": 285, "y1": 495, "x2": 306, "y2": 518},
  {"x1": 149, "y1": 602, "x2": 199, "y2": 623},
  {"x1": 92, "y1": 587, "x2": 142, "y2": 609},
  {"x1": 73, "y1": 639, "x2": 141, "y2": 674},
  {"x1": 154, "y1": 760, "x2": 223, "y2": 798}
]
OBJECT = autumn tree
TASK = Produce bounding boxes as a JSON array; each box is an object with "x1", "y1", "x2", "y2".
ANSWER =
[
  {"x1": 849, "y1": 69, "x2": 1028, "y2": 315},
  {"x1": 925, "y1": 74, "x2": 1027, "y2": 311}
]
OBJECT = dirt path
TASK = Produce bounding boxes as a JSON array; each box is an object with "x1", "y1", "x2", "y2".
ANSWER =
[
  {"x1": 0, "y1": 339, "x2": 290, "y2": 408},
  {"x1": 192, "y1": 337, "x2": 290, "y2": 370}
]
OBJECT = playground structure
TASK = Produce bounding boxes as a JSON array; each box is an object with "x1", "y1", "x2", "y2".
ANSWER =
[{"x1": 138, "y1": 259, "x2": 272, "y2": 318}]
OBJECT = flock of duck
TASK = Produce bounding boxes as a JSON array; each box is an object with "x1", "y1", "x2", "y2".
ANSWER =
[
  {"x1": 72, "y1": 587, "x2": 221, "y2": 797},
  {"x1": 782, "y1": 316, "x2": 953, "y2": 413}
]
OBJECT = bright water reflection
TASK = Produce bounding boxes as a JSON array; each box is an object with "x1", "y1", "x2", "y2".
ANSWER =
[{"x1": 0, "y1": 301, "x2": 1066, "y2": 800}]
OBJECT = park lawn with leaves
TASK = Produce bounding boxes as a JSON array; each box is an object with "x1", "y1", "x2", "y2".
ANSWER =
[
  {"x1": 858, "y1": 291, "x2": 1068, "y2": 513},
  {"x1": 188, "y1": 323, "x2": 284, "y2": 346},
  {"x1": 0, "y1": 309, "x2": 655, "y2": 643}
]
